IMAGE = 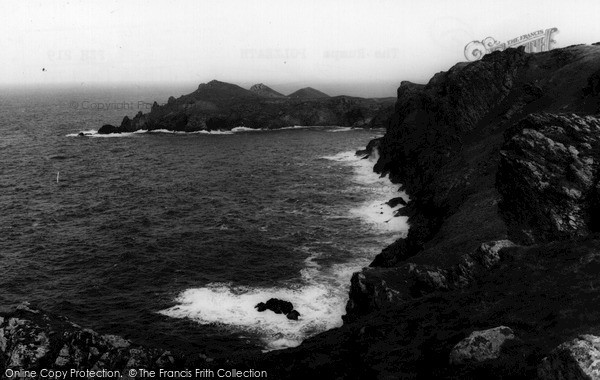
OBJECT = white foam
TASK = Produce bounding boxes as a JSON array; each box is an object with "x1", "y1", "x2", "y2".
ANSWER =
[
  {"x1": 320, "y1": 151, "x2": 357, "y2": 162},
  {"x1": 67, "y1": 125, "x2": 356, "y2": 137},
  {"x1": 159, "y1": 278, "x2": 349, "y2": 351},
  {"x1": 279, "y1": 125, "x2": 314, "y2": 130},
  {"x1": 161, "y1": 146, "x2": 410, "y2": 351},
  {"x1": 145, "y1": 129, "x2": 234, "y2": 135},
  {"x1": 232, "y1": 125, "x2": 346, "y2": 133},
  {"x1": 322, "y1": 148, "x2": 409, "y2": 234},
  {"x1": 231, "y1": 126, "x2": 261, "y2": 132},
  {"x1": 66, "y1": 128, "x2": 237, "y2": 137},
  {"x1": 326, "y1": 127, "x2": 354, "y2": 133},
  {"x1": 65, "y1": 130, "x2": 97, "y2": 137}
]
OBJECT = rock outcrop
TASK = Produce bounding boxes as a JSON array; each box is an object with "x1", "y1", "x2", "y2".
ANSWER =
[
  {"x1": 97, "y1": 124, "x2": 120, "y2": 134},
  {"x1": 449, "y1": 326, "x2": 516, "y2": 365},
  {"x1": 0, "y1": 304, "x2": 215, "y2": 376},
  {"x1": 497, "y1": 113, "x2": 600, "y2": 243},
  {"x1": 538, "y1": 335, "x2": 600, "y2": 380},
  {"x1": 345, "y1": 239, "x2": 516, "y2": 320},
  {"x1": 257, "y1": 44, "x2": 600, "y2": 378}
]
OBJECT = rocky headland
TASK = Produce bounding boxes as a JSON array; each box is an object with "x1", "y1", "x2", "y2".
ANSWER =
[
  {"x1": 255, "y1": 43, "x2": 600, "y2": 379},
  {"x1": 97, "y1": 81, "x2": 395, "y2": 134},
  {"x1": 5, "y1": 44, "x2": 600, "y2": 379}
]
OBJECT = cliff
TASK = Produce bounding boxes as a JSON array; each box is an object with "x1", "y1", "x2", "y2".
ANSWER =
[
  {"x1": 261, "y1": 44, "x2": 600, "y2": 378},
  {"x1": 328, "y1": 44, "x2": 600, "y2": 378},
  {"x1": 97, "y1": 80, "x2": 394, "y2": 133}
]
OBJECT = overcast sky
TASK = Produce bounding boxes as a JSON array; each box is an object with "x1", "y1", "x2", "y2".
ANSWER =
[{"x1": 3, "y1": 0, "x2": 600, "y2": 96}]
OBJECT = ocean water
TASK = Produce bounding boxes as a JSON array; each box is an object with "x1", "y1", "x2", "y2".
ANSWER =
[{"x1": 0, "y1": 86, "x2": 408, "y2": 356}]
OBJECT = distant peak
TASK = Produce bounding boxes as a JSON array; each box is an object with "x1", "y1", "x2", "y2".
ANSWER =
[
  {"x1": 200, "y1": 80, "x2": 215, "y2": 86},
  {"x1": 249, "y1": 83, "x2": 285, "y2": 98},
  {"x1": 198, "y1": 80, "x2": 227, "y2": 88},
  {"x1": 287, "y1": 87, "x2": 330, "y2": 98}
]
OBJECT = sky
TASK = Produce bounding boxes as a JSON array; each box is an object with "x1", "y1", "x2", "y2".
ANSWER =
[{"x1": 3, "y1": 0, "x2": 600, "y2": 96}]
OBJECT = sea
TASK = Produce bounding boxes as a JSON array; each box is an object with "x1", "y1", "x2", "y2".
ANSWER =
[{"x1": 0, "y1": 85, "x2": 408, "y2": 357}]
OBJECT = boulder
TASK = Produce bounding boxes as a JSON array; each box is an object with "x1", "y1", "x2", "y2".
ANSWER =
[
  {"x1": 254, "y1": 298, "x2": 294, "y2": 315},
  {"x1": 449, "y1": 326, "x2": 516, "y2": 365},
  {"x1": 386, "y1": 197, "x2": 407, "y2": 208},
  {"x1": 538, "y1": 335, "x2": 600, "y2": 380},
  {"x1": 286, "y1": 310, "x2": 300, "y2": 321},
  {"x1": 264, "y1": 299, "x2": 293, "y2": 315}
]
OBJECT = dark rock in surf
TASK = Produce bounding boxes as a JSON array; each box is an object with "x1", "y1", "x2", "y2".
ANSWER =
[
  {"x1": 355, "y1": 138, "x2": 381, "y2": 158},
  {"x1": 286, "y1": 310, "x2": 300, "y2": 321},
  {"x1": 97, "y1": 124, "x2": 121, "y2": 134},
  {"x1": 386, "y1": 197, "x2": 407, "y2": 208},
  {"x1": 254, "y1": 298, "x2": 294, "y2": 315},
  {"x1": 255, "y1": 302, "x2": 267, "y2": 312}
]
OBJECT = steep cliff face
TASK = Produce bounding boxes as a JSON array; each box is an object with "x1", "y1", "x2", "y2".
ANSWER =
[
  {"x1": 315, "y1": 44, "x2": 600, "y2": 378},
  {"x1": 368, "y1": 45, "x2": 600, "y2": 270},
  {"x1": 373, "y1": 48, "x2": 528, "y2": 188},
  {"x1": 497, "y1": 113, "x2": 600, "y2": 243}
]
